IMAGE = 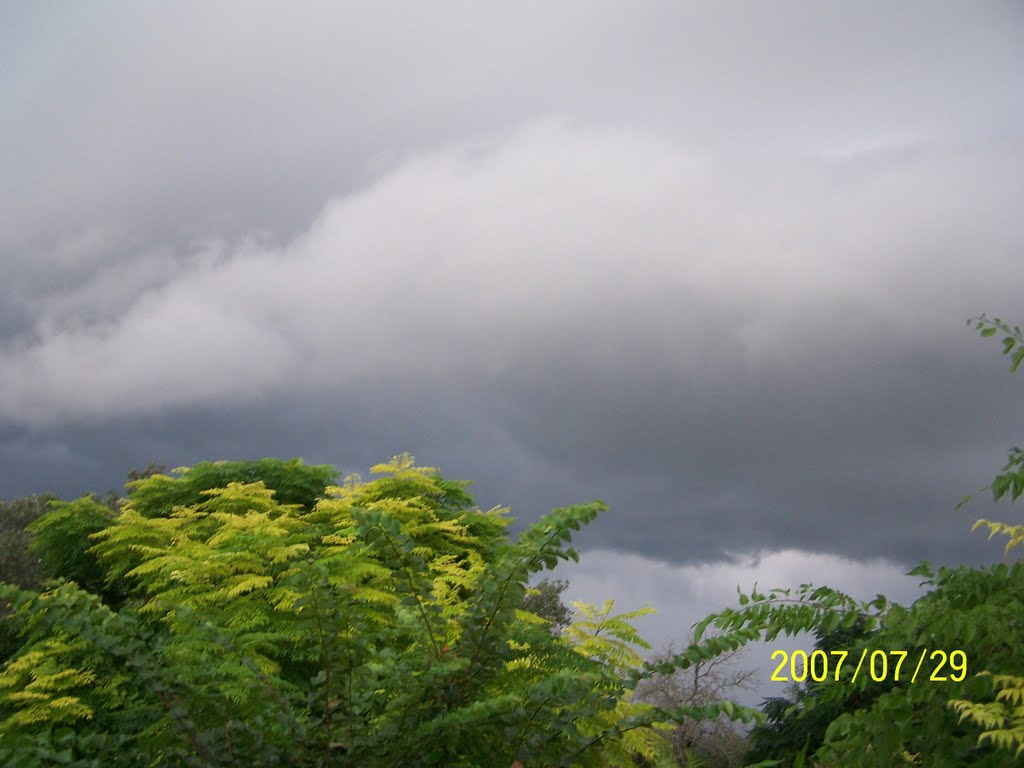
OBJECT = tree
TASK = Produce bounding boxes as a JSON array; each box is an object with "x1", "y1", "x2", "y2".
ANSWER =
[
  {"x1": 743, "y1": 618, "x2": 875, "y2": 766},
  {"x1": 522, "y1": 578, "x2": 573, "y2": 632},
  {"x1": 0, "y1": 494, "x2": 58, "y2": 666},
  {"x1": 28, "y1": 495, "x2": 116, "y2": 598},
  {"x1": 0, "y1": 454, "x2": 753, "y2": 766},
  {"x1": 0, "y1": 494, "x2": 56, "y2": 590},
  {"x1": 945, "y1": 315, "x2": 1024, "y2": 759},
  {"x1": 635, "y1": 638, "x2": 755, "y2": 767},
  {"x1": 0, "y1": 463, "x2": 170, "y2": 595},
  {"x1": 125, "y1": 463, "x2": 168, "y2": 484}
]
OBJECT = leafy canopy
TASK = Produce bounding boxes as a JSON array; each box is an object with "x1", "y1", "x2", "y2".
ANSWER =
[{"x1": 1, "y1": 454, "x2": 752, "y2": 767}]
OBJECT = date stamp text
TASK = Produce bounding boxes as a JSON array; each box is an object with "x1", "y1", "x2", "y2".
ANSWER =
[{"x1": 769, "y1": 649, "x2": 967, "y2": 684}]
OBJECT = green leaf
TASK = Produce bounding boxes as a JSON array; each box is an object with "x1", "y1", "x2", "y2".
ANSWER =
[{"x1": 1012, "y1": 346, "x2": 1024, "y2": 373}]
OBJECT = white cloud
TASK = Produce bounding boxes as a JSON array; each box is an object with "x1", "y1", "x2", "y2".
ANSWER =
[{"x1": 1, "y1": 121, "x2": 1021, "y2": 426}]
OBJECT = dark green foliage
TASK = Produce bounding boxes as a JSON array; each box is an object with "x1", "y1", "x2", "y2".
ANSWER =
[
  {"x1": 0, "y1": 495, "x2": 58, "y2": 665},
  {"x1": 0, "y1": 494, "x2": 55, "y2": 590},
  {"x1": 29, "y1": 496, "x2": 115, "y2": 595},
  {"x1": 125, "y1": 457, "x2": 338, "y2": 517},
  {"x1": 744, "y1": 619, "x2": 875, "y2": 766},
  {"x1": 125, "y1": 463, "x2": 168, "y2": 483},
  {"x1": 523, "y1": 578, "x2": 573, "y2": 632}
]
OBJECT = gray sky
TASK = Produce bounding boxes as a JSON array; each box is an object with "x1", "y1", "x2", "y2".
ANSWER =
[{"x1": 2, "y1": 1, "x2": 1024, "y2": 684}]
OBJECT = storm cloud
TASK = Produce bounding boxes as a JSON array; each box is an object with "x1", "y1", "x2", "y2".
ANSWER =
[{"x1": 2, "y1": 3, "x2": 1023, "y2": 624}]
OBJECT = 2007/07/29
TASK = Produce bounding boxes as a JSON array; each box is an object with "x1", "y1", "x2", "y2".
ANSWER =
[{"x1": 770, "y1": 648, "x2": 967, "y2": 684}]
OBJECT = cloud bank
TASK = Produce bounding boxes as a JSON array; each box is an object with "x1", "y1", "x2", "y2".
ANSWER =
[{"x1": 3, "y1": 122, "x2": 1021, "y2": 429}]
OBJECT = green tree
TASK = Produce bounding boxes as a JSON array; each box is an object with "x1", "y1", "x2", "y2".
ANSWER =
[
  {"x1": 125, "y1": 463, "x2": 168, "y2": 484},
  {"x1": 25, "y1": 458, "x2": 339, "y2": 606},
  {"x1": 742, "y1": 619, "x2": 875, "y2": 766},
  {"x1": 0, "y1": 494, "x2": 56, "y2": 590},
  {"x1": 29, "y1": 495, "x2": 116, "y2": 597},
  {"x1": 0, "y1": 494, "x2": 58, "y2": 666},
  {"x1": 945, "y1": 315, "x2": 1024, "y2": 759},
  {"x1": 522, "y1": 578, "x2": 573, "y2": 632},
  {"x1": 0, "y1": 454, "x2": 752, "y2": 766}
]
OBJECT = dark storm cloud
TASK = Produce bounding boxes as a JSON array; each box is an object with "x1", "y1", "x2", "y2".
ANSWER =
[
  {"x1": 2, "y1": 1, "x2": 1023, "y2": 590},
  {"x1": 2, "y1": 123, "x2": 1023, "y2": 571}
]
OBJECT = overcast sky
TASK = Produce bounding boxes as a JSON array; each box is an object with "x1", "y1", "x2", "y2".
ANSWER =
[{"x1": 3, "y1": 2, "x2": 1024, "y2": 682}]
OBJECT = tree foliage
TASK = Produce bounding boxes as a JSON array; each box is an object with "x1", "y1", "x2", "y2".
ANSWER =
[
  {"x1": 0, "y1": 494, "x2": 56, "y2": 590},
  {"x1": 29, "y1": 496, "x2": 116, "y2": 597},
  {"x1": 0, "y1": 454, "x2": 755, "y2": 767},
  {"x1": 122, "y1": 457, "x2": 338, "y2": 518},
  {"x1": 943, "y1": 315, "x2": 1024, "y2": 760},
  {"x1": 522, "y1": 578, "x2": 573, "y2": 633},
  {"x1": 743, "y1": 619, "x2": 874, "y2": 766}
]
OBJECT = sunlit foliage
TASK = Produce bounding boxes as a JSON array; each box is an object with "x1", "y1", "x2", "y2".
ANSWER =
[{"x1": 0, "y1": 454, "x2": 752, "y2": 766}]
